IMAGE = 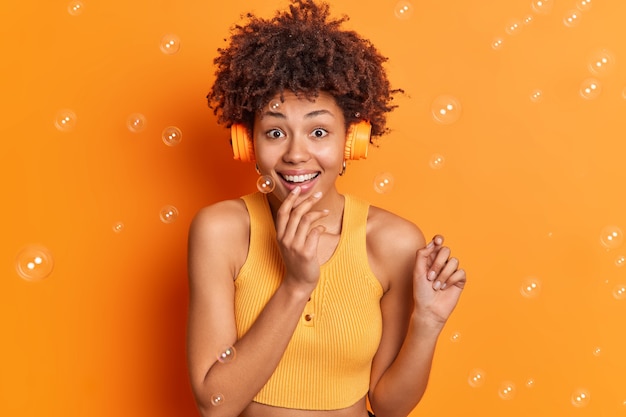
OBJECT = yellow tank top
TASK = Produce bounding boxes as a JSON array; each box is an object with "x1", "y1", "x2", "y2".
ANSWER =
[{"x1": 234, "y1": 192, "x2": 384, "y2": 410}]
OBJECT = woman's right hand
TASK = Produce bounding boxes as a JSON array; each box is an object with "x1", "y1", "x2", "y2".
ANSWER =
[{"x1": 274, "y1": 186, "x2": 329, "y2": 293}]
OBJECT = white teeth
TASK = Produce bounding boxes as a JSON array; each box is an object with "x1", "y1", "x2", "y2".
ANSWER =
[{"x1": 283, "y1": 173, "x2": 318, "y2": 183}]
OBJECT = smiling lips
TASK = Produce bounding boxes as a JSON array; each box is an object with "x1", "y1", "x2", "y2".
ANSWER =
[{"x1": 281, "y1": 172, "x2": 320, "y2": 183}]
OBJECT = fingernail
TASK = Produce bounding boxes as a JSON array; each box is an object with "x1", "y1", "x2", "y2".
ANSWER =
[
  {"x1": 313, "y1": 191, "x2": 322, "y2": 198},
  {"x1": 441, "y1": 283, "x2": 447, "y2": 290},
  {"x1": 433, "y1": 281, "x2": 441, "y2": 291},
  {"x1": 427, "y1": 271, "x2": 436, "y2": 281},
  {"x1": 291, "y1": 186, "x2": 301, "y2": 194},
  {"x1": 427, "y1": 241, "x2": 434, "y2": 249}
]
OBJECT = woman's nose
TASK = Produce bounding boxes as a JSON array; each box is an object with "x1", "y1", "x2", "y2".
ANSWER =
[{"x1": 282, "y1": 136, "x2": 310, "y2": 163}]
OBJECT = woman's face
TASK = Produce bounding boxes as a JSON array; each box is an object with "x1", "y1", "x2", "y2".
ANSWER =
[{"x1": 253, "y1": 91, "x2": 346, "y2": 202}]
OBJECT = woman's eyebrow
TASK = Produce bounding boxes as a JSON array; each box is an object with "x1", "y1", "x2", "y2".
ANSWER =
[{"x1": 260, "y1": 109, "x2": 335, "y2": 119}]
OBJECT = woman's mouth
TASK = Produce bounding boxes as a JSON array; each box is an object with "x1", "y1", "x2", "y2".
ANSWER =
[{"x1": 280, "y1": 172, "x2": 320, "y2": 184}]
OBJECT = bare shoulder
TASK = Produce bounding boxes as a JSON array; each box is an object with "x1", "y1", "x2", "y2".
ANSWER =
[
  {"x1": 190, "y1": 198, "x2": 249, "y2": 236},
  {"x1": 188, "y1": 198, "x2": 250, "y2": 281},
  {"x1": 366, "y1": 206, "x2": 426, "y2": 290},
  {"x1": 367, "y1": 205, "x2": 425, "y2": 253}
]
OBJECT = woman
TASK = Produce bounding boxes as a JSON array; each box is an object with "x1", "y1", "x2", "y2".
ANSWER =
[{"x1": 187, "y1": 1, "x2": 466, "y2": 417}]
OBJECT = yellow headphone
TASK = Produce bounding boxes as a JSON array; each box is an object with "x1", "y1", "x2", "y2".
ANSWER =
[{"x1": 230, "y1": 121, "x2": 372, "y2": 162}]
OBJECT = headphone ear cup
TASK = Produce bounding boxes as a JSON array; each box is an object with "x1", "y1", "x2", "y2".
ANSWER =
[
  {"x1": 344, "y1": 121, "x2": 371, "y2": 160},
  {"x1": 231, "y1": 124, "x2": 255, "y2": 162}
]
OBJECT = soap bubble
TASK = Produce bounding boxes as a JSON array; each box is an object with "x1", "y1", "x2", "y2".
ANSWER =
[
  {"x1": 530, "y1": 89, "x2": 544, "y2": 103},
  {"x1": 160, "y1": 34, "x2": 181, "y2": 55},
  {"x1": 256, "y1": 175, "x2": 275, "y2": 194},
  {"x1": 394, "y1": 1, "x2": 415, "y2": 20},
  {"x1": 211, "y1": 393, "x2": 225, "y2": 406},
  {"x1": 127, "y1": 113, "x2": 147, "y2": 133},
  {"x1": 523, "y1": 15, "x2": 534, "y2": 25},
  {"x1": 563, "y1": 10, "x2": 582, "y2": 27},
  {"x1": 159, "y1": 205, "x2": 179, "y2": 224},
  {"x1": 498, "y1": 381, "x2": 516, "y2": 400},
  {"x1": 429, "y1": 154, "x2": 446, "y2": 170},
  {"x1": 112, "y1": 222, "x2": 125, "y2": 233},
  {"x1": 525, "y1": 378, "x2": 536, "y2": 388},
  {"x1": 268, "y1": 98, "x2": 282, "y2": 111},
  {"x1": 67, "y1": 0, "x2": 84, "y2": 16},
  {"x1": 576, "y1": 0, "x2": 593, "y2": 12},
  {"x1": 450, "y1": 332, "x2": 461, "y2": 343},
  {"x1": 579, "y1": 78, "x2": 602, "y2": 100},
  {"x1": 217, "y1": 346, "x2": 236, "y2": 364},
  {"x1": 505, "y1": 19, "x2": 522, "y2": 35},
  {"x1": 571, "y1": 388, "x2": 591, "y2": 407},
  {"x1": 373, "y1": 172, "x2": 395, "y2": 194},
  {"x1": 162, "y1": 126, "x2": 182, "y2": 146},
  {"x1": 15, "y1": 245, "x2": 54, "y2": 281},
  {"x1": 491, "y1": 37, "x2": 505, "y2": 51},
  {"x1": 468, "y1": 369, "x2": 486, "y2": 388},
  {"x1": 520, "y1": 277, "x2": 542, "y2": 298},
  {"x1": 531, "y1": 0, "x2": 554, "y2": 14},
  {"x1": 587, "y1": 49, "x2": 616, "y2": 77},
  {"x1": 613, "y1": 284, "x2": 626, "y2": 300},
  {"x1": 615, "y1": 255, "x2": 625, "y2": 268},
  {"x1": 592, "y1": 346, "x2": 602, "y2": 356},
  {"x1": 54, "y1": 109, "x2": 77, "y2": 132},
  {"x1": 600, "y1": 225, "x2": 623, "y2": 249},
  {"x1": 431, "y1": 95, "x2": 462, "y2": 125}
]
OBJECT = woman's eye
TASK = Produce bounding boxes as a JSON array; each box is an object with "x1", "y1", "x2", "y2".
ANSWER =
[
  {"x1": 311, "y1": 128, "x2": 328, "y2": 138},
  {"x1": 266, "y1": 129, "x2": 285, "y2": 139}
]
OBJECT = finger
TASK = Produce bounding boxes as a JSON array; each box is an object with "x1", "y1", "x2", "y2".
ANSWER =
[
  {"x1": 432, "y1": 257, "x2": 459, "y2": 289},
  {"x1": 415, "y1": 242, "x2": 437, "y2": 279},
  {"x1": 432, "y1": 234, "x2": 445, "y2": 247},
  {"x1": 426, "y1": 246, "x2": 451, "y2": 281},
  {"x1": 290, "y1": 209, "x2": 330, "y2": 250},
  {"x1": 276, "y1": 186, "x2": 302, "y2": 238},
  {"x1": 303, "y1": 225, "x2": 326, "y2": 257},
  {"x1": 440, "y1": 269, "x2": 466, "y2": 290},
  {"x1": 281, "y1": 191, "x2": 324, "y2": 240}
]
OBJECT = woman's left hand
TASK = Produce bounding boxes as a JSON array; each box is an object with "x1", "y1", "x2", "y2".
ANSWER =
[{"x1": 413, "y1": 234, "x2": 466, "y2": 325}]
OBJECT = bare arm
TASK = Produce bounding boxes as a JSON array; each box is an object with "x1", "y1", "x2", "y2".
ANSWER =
[
  {"x1": 367, "y1": 212, "x2": 466, "y2": 417},
  {"x1": 187, "y1": 189, "x2": 328, "y2": 417}
]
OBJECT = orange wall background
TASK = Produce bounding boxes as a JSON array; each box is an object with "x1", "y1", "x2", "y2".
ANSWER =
[{"x1": 2, "y1": 0, "x2": 625, "y2": 416}]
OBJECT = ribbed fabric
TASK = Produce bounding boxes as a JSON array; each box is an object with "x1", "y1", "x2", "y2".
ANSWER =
[{"x1": 234, "y1": 192, "x2": 383, "y2": 410}]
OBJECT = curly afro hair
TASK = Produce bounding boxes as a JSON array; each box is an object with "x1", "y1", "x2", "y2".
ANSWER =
[{"x1": 207, "y1": 0, "x2": 401, "y2": 140}]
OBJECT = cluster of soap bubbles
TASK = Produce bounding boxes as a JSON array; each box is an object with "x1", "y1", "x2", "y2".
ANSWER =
[
  {"x1": 210, "y1": 346, "x2": 237, "y2": 407},
  {"x1": 490, "y1": 0, "x2": 551, "y2": 51},
  {"x1": 468, "y1": 368, "x2": 594, "y2": 408},
  {"x1": 563, "y1": 0, "x2": 595, "y2": 28},
  {"x1": 579, "y1": 48, "x2": 616, "y2": 100},
  {"x1": 491, "y1": 0, "x2": 598, "y2": 55}
]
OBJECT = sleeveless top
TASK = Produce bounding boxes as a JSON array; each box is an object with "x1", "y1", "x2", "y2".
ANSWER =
[{"x1": 234, "y1": 192, "x2": 384, "y2": 410}]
